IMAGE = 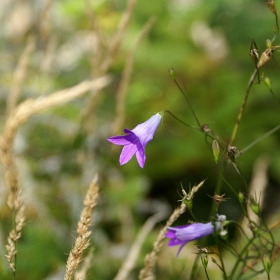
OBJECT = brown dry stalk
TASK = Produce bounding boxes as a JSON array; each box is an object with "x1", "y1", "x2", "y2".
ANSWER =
[
  {"x1": 138, "y1": 202, "x2": 186, "y2": 280},
  {"x1": 64, "y1": 176, "x2": 99, "y2": 280},
  {"x1": 7, "y1": 35, "x2": 36, "y2": 116},
  {"x1": 112, "y1": 16, "x2": 156, "y2": 136},
  {"x1": 5, "y1": 193, "x2": 25, "y2": 272}
]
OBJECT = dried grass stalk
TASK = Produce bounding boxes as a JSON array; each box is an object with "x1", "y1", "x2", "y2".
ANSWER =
[
  {"x1": 83, "y1": 0, "x2": 136, "y2": 131},
  {"x1": 7, "y1": 35, "x2": 36, "y2": 116},
  {"x1": 1, "y1": 77, "x2": 108, "y2": 274},
  {"x1": 5, "y1": 193, "x2": 25, "y2": 272},
  {"x1": 138, "y1": 202, "x2": 186, "y2": 280},
  {"x1": 1, "y1": 76, "x2": 109, "y2": 210},
  {"x1": 112, "y1": 16, "x2": 156, "y2": 136},
  {"x1": 114, "y1": 210, "x2": 167, "y2": 280},
  {"x1": 64, "y1": 175, "x2": 99, "y2": 280},
  {"x1": 74, "y1": 248, "x2": 94, "y2": 280},
  {"x1": 100, "y1": 0, "x2": 137, "y2": 74}
]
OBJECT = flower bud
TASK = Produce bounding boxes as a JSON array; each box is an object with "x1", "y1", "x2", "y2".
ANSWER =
[
  {"x1": 264, "y1": 77, "x2": 272, "y2": 90},
  {"x1": 250, "y1": 203, "x2": 260, "y2": 216},
  {"x1": 219, "y1": 229, "x2": 228, "y2": 240},
  {"x1": 212, "y1": 140, "x2": 220, "y2": 163},
  {"x1": 184, "y1": 198, "x2": 193, "y2": 210},
  {"x1": 169, "y1": 68, "x2": 176, "y2": 79},
  {"x1": 201, "y1": 253, "x2": 208, "y2": 269},
  {"x1": 249, "y1": 193, "x2": 260, "y2": 216},
  {"x1": 266, "y1": 39, "x2": 272, "y2": 48},
  {"x1": 262, "y1": 254, "x2": 272, "y2": 273},
  {"x1": 238, "y1": 192, "x2": 245, "y2": 204}
]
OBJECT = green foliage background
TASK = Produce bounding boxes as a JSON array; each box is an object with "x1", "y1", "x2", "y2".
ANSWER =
[{"x1": 1, "y1": 0, "x2": 280, "y2": 279}]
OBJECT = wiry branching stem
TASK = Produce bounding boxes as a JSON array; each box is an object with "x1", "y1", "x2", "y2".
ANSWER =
[{"x1": 230, "y1": 68, "x2": 258, "y2": 144}]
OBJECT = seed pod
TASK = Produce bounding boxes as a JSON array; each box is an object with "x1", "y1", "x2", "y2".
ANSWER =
[
  {"x1": 266, "y1": 0, "x2": 277, "y2": 15},
  {"x1": 257, "y1": 46, "x2": 276, "y2": 69}
]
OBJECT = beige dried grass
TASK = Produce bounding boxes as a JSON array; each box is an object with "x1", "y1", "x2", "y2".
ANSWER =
[
  {"x1": 83, "y1": 0, "x2": 137, "y2": 133},
  {"x1": 112, "y1": 16, "x2": 156, "y2": 136},
  {"x1": 1, "y1": 76, "x2": 109, "y2": 210},
  {"x1": 5, "y1": 193, "x2": 25, "y2": 272},
  {"x1": 64, "y1": 176, "x2": 99, "y2": 280},
  {"x1": 1, "y1": 76, "x2": 109, "y2": 273},
  {"x1": 100, "y1": 0, "x2": 137, "y2": 75},
  {"x1": 7, "y1": 35, "x2": 36, "y2": 116},
  {"x1": 138, "y1": 201, "x2": 186, "y2": 280},
  {"x1": 114, "y1": 209, "x2": 168, "y2": 280},
  {"x1": 74, "y1": 248, "x2": 94, "y2": 280}
]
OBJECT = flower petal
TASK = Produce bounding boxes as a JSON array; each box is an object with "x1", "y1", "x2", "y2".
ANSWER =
[
  {"x1": 165, "y1": 229, "x2": 176, "y2": 239},
  {"x1": 176, "y1": 243, "x2": 188, "y2": 257},
  {"x1": 119, "y1": 144, "x2": 138, "y2": 165},
  {"x1": 132, "y1": 113, "x2": 162, "y2": 146},
  {"x1": 167, "y1": 238, "x2": 186, "y2": 247},
  {"x1": 107, "y1": 130, "x2": 137, "y2": 145},
  {"x1": 176, "y1": 222, "x2": 214, "y2": 241},
  {"x1": 135, "y1": 146, "x2": 146, "y2": 168}
]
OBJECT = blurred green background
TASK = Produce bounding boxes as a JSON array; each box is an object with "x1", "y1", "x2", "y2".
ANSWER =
[{"x1": 1, "y1": 0, "x2": 280, "y2": 279}]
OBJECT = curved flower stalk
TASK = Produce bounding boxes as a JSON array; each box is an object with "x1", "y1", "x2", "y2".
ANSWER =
[
  {"x1": 107, "y1": 112, "x2": 163, "y2": 168},
  {"x1": 166, "y1": 215, "x2": 226, "y2": 256}
]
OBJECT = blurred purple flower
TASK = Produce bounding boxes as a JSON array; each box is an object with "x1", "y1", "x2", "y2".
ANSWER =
[
  {"x1": 165, "y1": 222, "x2": 216, "y2": 256},
  {"x1": 107, "y1": 113, "x2": 162, "y2": 168}
]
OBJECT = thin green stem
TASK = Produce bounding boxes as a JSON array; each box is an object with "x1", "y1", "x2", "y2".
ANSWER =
[
  {"x1": 268, "y1": 87, "x2": 280, "y2": 111},
  {"x1": 164, "y1": 110, "x2": 199, "y2": 131},
  {"x1": 240, "y1": 125, "x2": 280, "y2": 155},
  {"x1": 189, "y1": 254, "x2": 200, "y2": 280},
  {"x1": 210, "y1": 162, "x2": 226, "y2": 217},
  {"x1": 172, "y1": 78, "x2": 201, "y2": 128},
  {"x1": 230, "y1": 68, "x2": 258, "y2": 144},
  {"x1": 267, "y1": 271, "x2": 271, "y2": 280},
  {"x1": 229, "y1": 236, "x2": 257, "y2": 280},
  {"x1": 204, "y1": 267, "x2": 210, "y2": 280},
  {"x1": 189, "y1": 209, "x2": 201, "y2": 222},
  {"x1": 231, "y1": 162, "x2": 248, "y2": 191},
  {"x1": 217, "y1": 243, "x2": 228, "y2": 280}
]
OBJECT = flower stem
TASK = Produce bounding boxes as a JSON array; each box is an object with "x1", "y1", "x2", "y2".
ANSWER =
[
  {"x1": 204, "y1": 267, "x2": 210, "y2": 280},
  {"x1": 164, "y1": 110, "x2": 199, "y2": 130},
  {"x1": 240, "y1": 124, "x2": 280, "y2": 155},
  {"x1": 171, "y1": 74, "x2": 201, "y2": 128},
  {"x1": 230, "y1": 68, "x2": 258, "y2": 144}
]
